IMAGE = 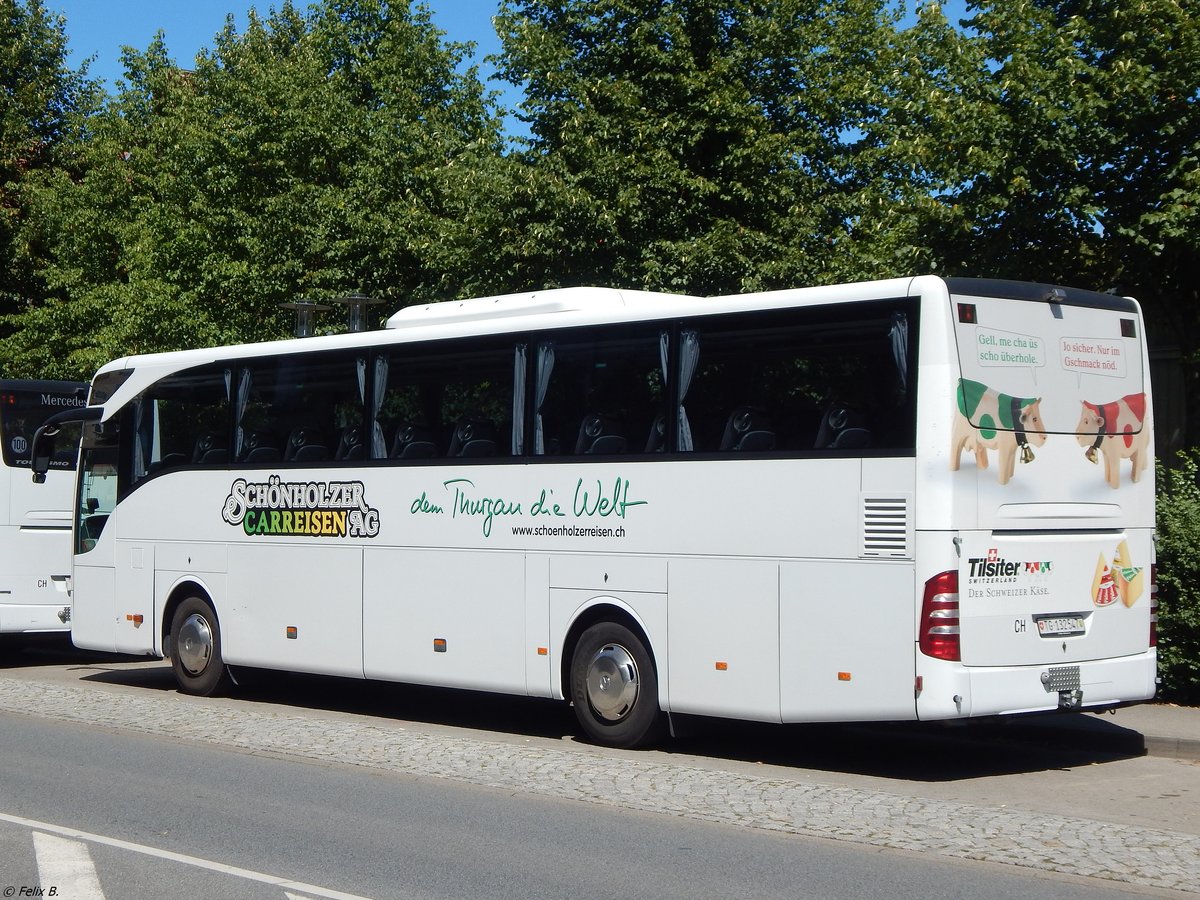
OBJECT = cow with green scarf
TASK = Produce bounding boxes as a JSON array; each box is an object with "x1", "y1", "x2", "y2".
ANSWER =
[{"x1": 951, "y1": 379, "x2": 1047, "y2": 485}]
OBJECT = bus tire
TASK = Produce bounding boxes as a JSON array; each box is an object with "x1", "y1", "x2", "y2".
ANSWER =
[
  {"x1": 570, "y1": 621, "x2": 664, "y2": 749},
  {"x1": 169, "y1": 596, "x2": 231, "y2": 697}
]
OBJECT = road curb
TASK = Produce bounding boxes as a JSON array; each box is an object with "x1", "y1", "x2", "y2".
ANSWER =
[{"x1": 1146, "y1": 734, "x2": 1200, "y2": 763}]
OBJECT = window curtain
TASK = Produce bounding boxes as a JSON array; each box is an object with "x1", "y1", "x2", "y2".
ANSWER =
[
  {"x1": 371, "y1": 356, "x2": 388, "y2": 458},
  {"x1": 534, "y1": 341, "x2": 555, "y2": 455},
  {"x1": 889, "y1": 313, "x2": 909, "y2": 396},
  {"x1": 234, "y1": 369, "x2": 252, "y2": 459},
  {"x1": 132, "y1": 396, "x2": 150, "y2": 480},
  {"x1": 512, "y1": 344, "x2": 527, "y2": 455},
  {"x1": 663, "y1": 330, "x2": 699, "y2": 451}
]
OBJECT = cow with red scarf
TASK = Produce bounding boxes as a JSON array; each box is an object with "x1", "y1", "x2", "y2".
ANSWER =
[{"x1": 1074, "y1": 393, "x2": 1150, "y2": 489}]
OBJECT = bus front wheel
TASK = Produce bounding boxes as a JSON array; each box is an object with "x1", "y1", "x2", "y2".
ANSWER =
[
  {"x1": 169, "y1": 596, "x2": 231, "y2": 697},
  {"x1": 570, "y1": 622, "x2": 664, "y2": 749}
]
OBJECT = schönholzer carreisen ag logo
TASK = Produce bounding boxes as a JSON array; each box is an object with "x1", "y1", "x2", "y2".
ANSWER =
[{"x1": 222, "y1": 476, "x2": 380, "y2": 538}]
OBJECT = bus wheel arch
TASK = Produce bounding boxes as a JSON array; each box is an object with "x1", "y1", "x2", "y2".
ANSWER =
[
  {"x1": 161, "y1": 581, "x2": 202, "y2": 655},
  {"x1": 563, "y1": 604, "x2": 665, "y2": 749},
  {"x1": 166, "y1": 587, "x2": 231, "y2": 697}
]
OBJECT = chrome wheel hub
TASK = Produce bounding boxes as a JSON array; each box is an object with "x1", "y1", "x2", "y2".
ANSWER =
[
  {"x1": 585, "y1": 643, "x2": 639, "y2": 721},
  {"x1": 177, "y1": 612, "x2": 214, "y2": 676}
]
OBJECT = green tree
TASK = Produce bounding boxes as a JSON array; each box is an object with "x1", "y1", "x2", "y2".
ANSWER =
[
  {"x1": 0, "y1": 0, "x2": 99, "y2": 333},
  {"x1": 4, "y1": 0, "x2": 502, "y2": 378},
  {"x1": 1155, "y1": 451, "x2": 1200, "y2": 704},
  {"x1": 875, "y1": 1, "x2": 1199, "y2": 433},
  {"x1": 491, "y1": 0, "x2": 903, "y2": 295}
]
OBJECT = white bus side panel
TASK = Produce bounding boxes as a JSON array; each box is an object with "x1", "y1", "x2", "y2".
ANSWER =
[
  {"x1": 362, "y1": 548, "x2": 526, "y2": 693},
  {"x1": 525, "y1": 554, "x2": 552, "y2": 697},
  {"x1": 71, "y1": 563, "x2": 117, "y2": 652},
  {"x1": 114, "y1": 541, "x2": 154, "y2": 654},
  {"x1": 666, "y1": 558, "x2": 780, "y2": 722},
  {"x1": 223, "y1": 543, "x2": 364, "y2": 678},
  {"x1": 780, "y1": 560, "x2": 915, "y2": 722}
]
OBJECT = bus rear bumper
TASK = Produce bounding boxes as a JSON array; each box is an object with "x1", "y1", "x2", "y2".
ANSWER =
[
  {"x1": 917, "y1": 650, "x2": 1157, "y2": 720},
  {"x1": 0, "y1": 603, "x2": 71, "y2": 634}
]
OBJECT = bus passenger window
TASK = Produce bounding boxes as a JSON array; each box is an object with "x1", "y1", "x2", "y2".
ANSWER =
[
  {"x1": 130, "y1": 366, "x2": 229, "y2": 482},
  {"x1": 682, "y1": 300, "x2": 917, "y2": 454},
  {"x1": 234, "y1": 353, "x2": 364, "y2": 466},
  {"x1": 536, "y1": 327, "x2": 662, "y2": 457},
  {"x1": 376, "y1": 338, "x2": 515, "y2": 460}
]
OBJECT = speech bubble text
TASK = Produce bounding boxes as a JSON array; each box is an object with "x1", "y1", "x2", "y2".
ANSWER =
[
  {"x1": 975, "y1": 327, "x2": 1046, "y2": 368},
  {"x1": 1060, "y1": 337, "x2": 1126, "y2": 378}
]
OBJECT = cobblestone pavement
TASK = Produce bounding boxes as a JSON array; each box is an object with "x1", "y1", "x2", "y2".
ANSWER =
[{"x1": 1, "y1": 676, "x2": 1196, "y2": 895}]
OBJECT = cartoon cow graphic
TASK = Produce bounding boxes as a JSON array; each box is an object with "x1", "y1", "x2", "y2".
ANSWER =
[
  {"x1": 1075, "y1": 393, "x2": 1150, "y2": 489},
  {"x1": 951, "y1": 379, "x2": 1047, "y2": 485}
]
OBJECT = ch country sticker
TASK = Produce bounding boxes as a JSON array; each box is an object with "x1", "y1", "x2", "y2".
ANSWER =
[{"x1": 222, "y1": 476, "x2": 380, "y2": 538}]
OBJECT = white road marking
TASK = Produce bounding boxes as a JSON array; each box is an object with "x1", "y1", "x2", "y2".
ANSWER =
[
  {"x1": 2, "y1": 812, "x2": 372, "y2": 900},
  {"x1": 33, "y1": 832, "x2": 105, "y2": 900}
]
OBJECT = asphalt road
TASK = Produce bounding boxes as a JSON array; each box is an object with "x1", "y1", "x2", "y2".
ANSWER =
[
  {"x1": 0, "y1": 713, "x2": 1176, "y2": 900},
  {"x1": 0, "y1": 642, "x2": 1196, "y2": 898}
]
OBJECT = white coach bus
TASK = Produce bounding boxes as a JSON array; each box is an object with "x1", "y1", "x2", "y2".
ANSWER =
[
  {"x1": 0, "y1": 379, "x2": 87, "y2": 640},
  {"x1": 32, "y1": 277, "x2": 1156, "y2": 747}
]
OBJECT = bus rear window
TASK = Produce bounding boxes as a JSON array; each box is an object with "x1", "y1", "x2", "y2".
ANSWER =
[
  {"x1": 950, "y1": 290, "x2": 1146, "y2": 437},
  {"x1": 0, "y1": 386, "x2": 86, "y2": 469}
]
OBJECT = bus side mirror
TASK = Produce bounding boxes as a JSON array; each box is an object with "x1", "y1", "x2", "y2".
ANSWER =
[
  {"x1": 31, "y1": 406, "x2": 102, "y2": 484},
  {"x1": 31, "y1": 425, "x2": 58, "y2": 484}
]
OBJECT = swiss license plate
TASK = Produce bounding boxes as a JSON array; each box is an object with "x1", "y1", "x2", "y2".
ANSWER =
[{"x1": 1036, "y1": 615, "x2": 1086, "y2": 637}]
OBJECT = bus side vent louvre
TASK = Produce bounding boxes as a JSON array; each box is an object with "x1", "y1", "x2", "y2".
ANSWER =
[{"x1": 860, "y1": 495, "x2": 912, "y2": 559}]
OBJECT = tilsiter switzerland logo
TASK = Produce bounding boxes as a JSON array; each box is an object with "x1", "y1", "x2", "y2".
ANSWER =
[{"x1": 967, "y1": 547, "x2": 1053, "y2": 583}]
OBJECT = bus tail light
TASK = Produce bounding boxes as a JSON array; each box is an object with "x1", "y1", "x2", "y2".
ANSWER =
[
  {"x1": 920, "y1": 571, "x2": 960, "y2": 661},
  {"x1": 1149, "y1": 564, "x2": 1158, "y2": 648}
]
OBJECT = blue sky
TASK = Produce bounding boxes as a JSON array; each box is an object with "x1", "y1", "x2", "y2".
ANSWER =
[
  {"x1": 47, "y1": 0, "x2": 510, "y2": 93},
  {"x1": 46, "y1": 1, "x2": 971, "y2": 134}
]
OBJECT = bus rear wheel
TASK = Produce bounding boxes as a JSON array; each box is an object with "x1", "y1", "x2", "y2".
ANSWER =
[
  {"x1": 169, "y1": 596, "x2": 231, "y2": 697},
  {"x1": 570, "y1": 621, "x2": 664, "y2": 749}
]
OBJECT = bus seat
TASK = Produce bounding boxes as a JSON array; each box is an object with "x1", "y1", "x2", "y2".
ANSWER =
[
  {"x1": 574, "y1": 414, "x2": 627, "y2": 455},
  {"x1": 150, "y1": 452, "x2": 187, "y2": 473},
  {"x1": 448, "y1": 418, "x2": 496, "y2": 458},
  {"x1": 241, "y1": 432, "x2": 281, "y2": 463},
  {"x1": 644, "y1": 413, "x2": 666, "y2": 453},
  {"x1": 192, "y1": 433, "x2": 228, "y2": 464},
  {"x1": 335, "y1": 426, "x2": 365, "y2": 460},
  {"x1": 814, "y1": 403, "x2": 871, "y2": 449},
  {"x1": 720, "y1": 407, "x2": 776, "y2": 452},
  {"x1": 829, "y1": 427, "x2": 871, "y2": 449},
  {"x1": 285, "y1": 426, "x2": 329, "y2": 462},
  {"x1": 391, "y1": 422, "x2": 438, "y2": 459}
]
